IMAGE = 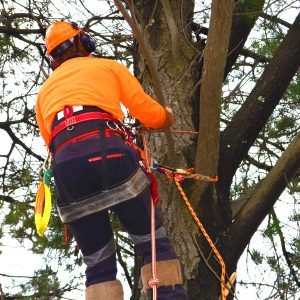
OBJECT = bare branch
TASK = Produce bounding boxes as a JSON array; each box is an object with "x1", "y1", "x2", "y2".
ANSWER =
[
  {"x1": 229, "y1": 131, "x2": 300, "y2": 262},
  {"x1": 160, "y1": 0, "x2": 180, "y2": 59}
]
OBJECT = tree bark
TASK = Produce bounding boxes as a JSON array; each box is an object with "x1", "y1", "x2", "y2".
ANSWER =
[
  {"x1": 115, "y1": 2, "x2": 300, "y2": 300},
  {"x1": 192, "y1": 1, "x2": 235, "y2": 299}
]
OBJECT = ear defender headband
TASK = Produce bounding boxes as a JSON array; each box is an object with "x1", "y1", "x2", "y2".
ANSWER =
[{"x1": 71, "y1": 22, "x2": 96, "y2": 54}]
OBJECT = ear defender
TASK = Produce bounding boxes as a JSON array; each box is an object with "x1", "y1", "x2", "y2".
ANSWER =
[
  {"x1": 79, "y1": 32, "x2": 96, "y2": 53},
  {"x1": 71, "y1": 22, "x2": 96, "y2": 54},
  {"x1": 50, "y1": 58, "x2": 58, "y2": 71}
]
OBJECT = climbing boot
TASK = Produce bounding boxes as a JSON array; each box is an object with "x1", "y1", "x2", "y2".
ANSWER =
[
  {"x1": 141, "y1": 259, "x2": 188, "y2": 299},
  {"x1": 85, "y1": 279, "x2": 124, "y2": 300}
]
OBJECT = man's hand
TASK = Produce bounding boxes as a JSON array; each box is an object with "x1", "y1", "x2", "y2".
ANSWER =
[
  {"x1": 165, "y1": 106, "x2": 173, "y2": 114},
  {"x1": 159, "y1": 106, "x2": 174, "y2": 130}
]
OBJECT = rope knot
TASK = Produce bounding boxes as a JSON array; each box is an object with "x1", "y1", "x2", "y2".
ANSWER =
[{"x1": 148, "y1": 278, "x2": 159, "y2": 288}]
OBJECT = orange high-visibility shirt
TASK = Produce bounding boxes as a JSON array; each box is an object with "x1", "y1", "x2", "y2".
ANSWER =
[{"x1": 36, "y1": 57, "x2": 167, "y2": 146}]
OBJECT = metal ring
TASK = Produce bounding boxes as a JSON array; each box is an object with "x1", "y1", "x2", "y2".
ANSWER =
[
  {"x1": 118, "y1": 123, "x2": 125, "y2": 132},
  {"x1": 106, "y1": 120, "x2": 118, "y2": 130},
  {"x1": 67, "y1": 126, "x2": 74, "y2": 131}
]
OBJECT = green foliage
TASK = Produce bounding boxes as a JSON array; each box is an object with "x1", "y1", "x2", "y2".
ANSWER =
[
  {"x1": 251, "y1": 34, "x2": 282, "y2": 59},
  {"x1": 235, "y1": 0, "x2": 265, "y2": 25},
  {"x1": 263, "y1": 214, "x2": 281, "y2": 239},
  {"x1": 284, "y1": 73, "x2": 300, "y2": 109},
  {"x1": 266, "y1": 255, "x2": 277, "y2": 268},
  {"x1": 250, "y1": 249, "x2": 264, "y2": 265},
  {"x1": 268, "y1": 115, "x2": 296, "y2": 139},
  {"x1": 19, "y1": 266, "x2": 63, "y2": 299},
  {"x1": 0, "y1": 36, "x2": 13, "y2": 53}
]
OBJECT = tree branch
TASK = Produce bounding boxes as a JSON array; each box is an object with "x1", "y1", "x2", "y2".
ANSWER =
[
  {"x1": 160, "y1": 0, "x2": 180, "y2": 59},
  {"x1": 228, "y1": 131, "x2": 300, "y2": 263},
  {"x1": 116, "y1": 243, "x2": 133, "y2": 289},
  {"x1": 0, "y1": 195, "x2": 16, "y2": 203},
  {"x1": 218, "y1": 12, "x2": 300, "y2": 207},
  {"x1": 1, "y1": 123, "x2": 43, "y2": 161},
  {"x1": 195, "y1": 0, "x2": 234, "y2": 175},
  {"x1": 224, "y1": 0, "x2": 265, "y2": 78},
  {"x1": 194, "y1": 0, "x2": 234, "y2": 230},
  {"x1": 113, "y1": 0, "x2": 176, "y2": 164}
]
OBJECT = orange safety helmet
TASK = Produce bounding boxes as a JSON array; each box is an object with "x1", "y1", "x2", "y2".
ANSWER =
[{"x1": 45, "y1": 21, "x2": 83, "y2": 56}]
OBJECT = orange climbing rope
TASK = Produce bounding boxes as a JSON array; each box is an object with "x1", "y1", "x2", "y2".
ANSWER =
[
  {"x1": 154, "y1": 165, "x2": 227, "y2": 299},
  {"x1": 173, "y1": 176, "x2": 226, "y2": 300},
  {"x1": 139, "y1": 127, "x2": 228, "y2": 299}
]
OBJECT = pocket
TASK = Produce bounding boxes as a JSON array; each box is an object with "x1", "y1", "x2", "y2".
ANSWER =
[
  {"x1": 88, "y1": 153, "x2": 125, "y2": 162},
  {"x1": 54, "y1": 152, "x2": 115, "y2": 205},
  {"x1": 86, "y1": 146, "x2": 139, "y2": 188}
]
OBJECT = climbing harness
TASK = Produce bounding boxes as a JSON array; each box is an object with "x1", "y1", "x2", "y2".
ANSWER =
[
  {"x1": 51, "y1": 106, "x2": 126, "y2": 140},
  {"x1": 57, "y1": 168, "x2": 149, "y2": 223},
  {"x1": 35, "y1": 105, "x2": 151, "y2": 231},
  {"x1": 50, "y1": 105, "x2": 131, "y2": 153},
  {"x1": 34, "y1": 153, "x2": 52, "y2": 236}
]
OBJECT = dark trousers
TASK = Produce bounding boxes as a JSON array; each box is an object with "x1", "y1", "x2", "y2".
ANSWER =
[{"x1": 52, "y1": 133, "x2": 185, "y2": 295}]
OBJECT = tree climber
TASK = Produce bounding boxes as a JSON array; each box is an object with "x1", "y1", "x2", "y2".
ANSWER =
[{"x1": 35, "y1": 21, "x2": 188, "y2": 300}]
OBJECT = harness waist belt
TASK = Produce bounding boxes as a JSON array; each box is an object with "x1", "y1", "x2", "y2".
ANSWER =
[
  {"x1": 51, "y1": 112, "x2": 120, "y2": 140},
  {"x1": 57, "y1": 168, "x2": 150, "y2": 223}
]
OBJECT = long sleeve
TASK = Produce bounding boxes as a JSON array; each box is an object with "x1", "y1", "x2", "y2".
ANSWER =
[
  {"x1": 114, "y1": 62, "x2": 172, "y2": 129},
  {"x1": 35, "y1": 57, "x2": 174, "y2": 148}
]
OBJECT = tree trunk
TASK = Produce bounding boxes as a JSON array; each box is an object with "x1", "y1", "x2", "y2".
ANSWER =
[{"x1": 116, "y1": 1, "x2": 300, "y2": 299}]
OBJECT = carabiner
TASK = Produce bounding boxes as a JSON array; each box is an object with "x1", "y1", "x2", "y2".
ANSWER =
[
  {"x1": 106, "y1": 120, "x2": 119, "y2": 130},
  {"x1": 67, "y1": 125, "x2": 74, "y2": 131}
]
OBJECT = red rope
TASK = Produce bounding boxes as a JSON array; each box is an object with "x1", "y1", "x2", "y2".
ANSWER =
[
  {"x1": 138, "y1": 127, "x2": 198, "y2": 135},
  {"x1": 141, "y1": 130, "x2": 159, "y2": 300}
]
